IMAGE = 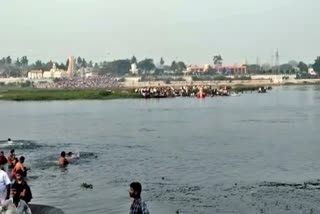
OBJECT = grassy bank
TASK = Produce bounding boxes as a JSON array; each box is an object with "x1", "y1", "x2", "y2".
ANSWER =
[
  {"x1": 0, "y1": 89, "x2": 140, "y2": 101},
  {"x1": 231, "y1": 84, "x2": 265, "y2": 92}
]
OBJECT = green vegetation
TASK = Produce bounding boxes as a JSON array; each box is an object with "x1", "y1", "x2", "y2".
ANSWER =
[
  {"x1": 81, "y1": 182, "x2": 93, "y2": 190},
  {"x1": 313, "y1": 56, "x2": 320, "y2": 74},
  {"x1": 0, "y1": 89, "x2": 140, "y2": 101},
  {"x1": 232, "y1": 84, "x2": 262, "y2": 92}
]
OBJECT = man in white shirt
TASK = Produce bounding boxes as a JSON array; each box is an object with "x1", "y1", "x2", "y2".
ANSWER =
[{"x1": 0, "y1": 169, "x2": 11, "y2": 204}]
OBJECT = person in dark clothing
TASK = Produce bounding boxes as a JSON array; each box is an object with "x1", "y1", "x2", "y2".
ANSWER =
[
  {"x1": 129, "y1": 182, "x2": 149, "y2": 214},
  {"x1": 0, "y1": 151, "x2": 8, "y2": 170},
  {"x1": 12, "y1": 170, "x2": 32, "y2": 204}
]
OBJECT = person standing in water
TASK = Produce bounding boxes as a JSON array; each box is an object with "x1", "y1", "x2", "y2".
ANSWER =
[
  {"x1": 129, "y1": 182, "x2": 150, "y2": 214},
  {"x1": 7, "y1": 138, "x2": 13, "y2": 145},
  {"x1": 12, "y1": 156, "x2": 27, "y2": 179},
  {"x1": 7, "y1": 149, "x2": 16, "y2": 169},
  {"x1": 12, "y1": 170, "x2": 32, "y2": 204},
  {"x1": 0, "y1": 186, "x2": 32, "y2": 214},
  {"x1": 0, "y1": 151, "x2": 8, "y2": 171},
  {"x1": 58, "y1": 151, "x2": 69, "y2": 167}
]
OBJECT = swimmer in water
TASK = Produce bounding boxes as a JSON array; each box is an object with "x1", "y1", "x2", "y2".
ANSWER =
[
  {"x1": 67, "y1": 152, "x2": 79, "y2": 160},
  {"x1": 58, "y1": 151, "x2": 69, "y2": 167},
  {"x1": 7, "y1": 138, "x2": 13, "y2": 144}
]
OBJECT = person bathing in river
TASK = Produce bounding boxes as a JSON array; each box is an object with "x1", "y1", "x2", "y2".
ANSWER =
[
  {"x1": 58, "y1": 151, "x2": 69, "y2": 167},
  {"x1": 7, "y1": 138, "x2": 13, "y2": 145},
  {"x1": 66, "y1": 152, "x2": 79, "y2": 161},
  {"x1": 12, "y1": 170, "x2": 32, "y2": 204},
  {"x1": 7, "y1": 150, "x2": 15, "y2": 169},
  {"x1": 12, "y1": 157, "x2": 27, "y2": 179}
]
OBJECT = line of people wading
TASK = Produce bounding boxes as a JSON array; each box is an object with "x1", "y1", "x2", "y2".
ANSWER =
[
  {"x1": 135, "y1": 86, "x2": 231, "y2": 98},
  {"x1": 136, "y1": 85, "x2": 272, "y2": 98}
]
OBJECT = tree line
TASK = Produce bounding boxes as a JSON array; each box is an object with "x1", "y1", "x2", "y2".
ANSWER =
[
  {"x1": 0, "y1": 55, "x2": 187, "y2": 77},
  {"x1": 1, "y1": 55, "x2": 320, "y2": 77}
]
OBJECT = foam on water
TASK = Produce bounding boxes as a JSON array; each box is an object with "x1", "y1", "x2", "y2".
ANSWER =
[{"x1": 0, "y1": 140, "x2": 41, "y2": 149}]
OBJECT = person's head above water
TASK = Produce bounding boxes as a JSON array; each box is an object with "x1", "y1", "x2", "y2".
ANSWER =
[
  {"x1": 0, "y1": 151, "x2": 3, "y2": 156},
  {"x1": 8, "y1": 138, "x2": 11, "y2": 141},
  {"x1": 61, "y1": 151, "x2": 66, "y2": 157},
  {"x1": 19, "y1": 156, "x2": 25, "y2": 164},
  {"x1": 10, "y1": 149, "x2": 15, "y2": 154},
  {"x1": 67, "y1": 152, "x2": 73, "y2": 156},
  {"x1": 129, "y1": 182, "x2": 142, "y2": 199},
  {"x1": 16, "y1": 170, "x2": 24, "y2": 180}
]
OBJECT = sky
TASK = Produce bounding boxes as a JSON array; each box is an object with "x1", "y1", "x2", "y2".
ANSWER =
[{"x1": 0, "y1": 0, "x2": 319, "y2": 65}]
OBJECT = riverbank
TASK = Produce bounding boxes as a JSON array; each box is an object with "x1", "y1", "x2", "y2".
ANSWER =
[
  {"x1": 0, "y1": 89, "x2": 140, "y2": 101},
  {"x1": 0, "y1": 79, "x2": 319, "y2": 101},
  {"x1": 122, "y1": 78, "x2": 320, "y2": 88}
]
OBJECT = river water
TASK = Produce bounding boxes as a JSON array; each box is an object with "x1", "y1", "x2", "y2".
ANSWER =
[{"x1": 1, "y1": 86, "x2": 320, "y2": 214}]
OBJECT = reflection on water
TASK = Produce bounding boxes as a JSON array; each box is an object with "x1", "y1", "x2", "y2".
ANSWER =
[{"x1": 0, "y1": 86, "x2": 320, "y2": 213}]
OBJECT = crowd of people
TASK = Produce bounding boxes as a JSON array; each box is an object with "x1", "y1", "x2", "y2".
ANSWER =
[
  {"x1": 53, "y1": 75, "x2": 121, "y2": 89},
  {"x1": 0, "y1": 138, "x2": 150, "y2": 214},
  {"x1": 0, "y1": 142, "x2": 32, "y2": 214},
  {"x1": 135, "y1": 85, "x2": 231, "y2": 98},
  {"x1": 35, "y1": 75, "x2": 121, "y2": 89}
]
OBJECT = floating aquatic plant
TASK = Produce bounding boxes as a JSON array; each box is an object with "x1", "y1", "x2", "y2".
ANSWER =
[{"x1": 81, "y1": 182, "x2": 93, "y2": 190}]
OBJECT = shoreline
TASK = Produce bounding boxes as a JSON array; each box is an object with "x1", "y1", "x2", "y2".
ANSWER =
[
  {"x1": 121, "y1": 78, "x2": 320, "y2": 88},
  {"x1": 0, "y1": 80, "x2": 319, "y2": 101}
]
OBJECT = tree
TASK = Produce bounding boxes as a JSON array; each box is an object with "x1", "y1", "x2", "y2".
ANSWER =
[
  {"x1": 99, "y1": 59, "x2": 131, "y2": 75},
  {"x1": 137, "y1": 59, "x2": 155, "y2": 73},
  {"x1": 160, "y1": 57, "x2": 165, "y2": 65},
  {"x1": 280, "y1": 64, "x2": 294, "y2": 73},
  {"x1": 57, "y1": 62, "x2": 67, "y2": 70},
  {"x1": 176, "y1": 61, "x2": 186, "y2": 72},
  {"x1": 21, "y1": 56, "x2": 28, "y2": 66},
  {"x1": 171, "y1": 61, "x2": 177, "y2": 72},
  {"x1": 213, "y1": 55, "x2": 223, "y2": 73},
  {"x1": 81, "y1": 58, "x2": 87, "y2": 68},
  {"x1": 297, "y1": 61, "x2": 308, "y2": 72},
  {"x1": 15, "y1": 58, "x2": 21, "y2": 67},
  {"x1": 9, "y1": 67, "x2": 22, "y2": 77},
  {"x1": 45, "y1": 61, "x2": 53, "y2": 71},
  {"x1": 33, "y1": 60, "x2": 43, "y2": 70},
  {"x1": 88, "y1": 60, "x2": 93, "y2": 68},
  {"x1": 77, "y1": 57, "x2": 83, "y2": 67},
  {"x1": 213, "y1": 55, "x2": 223, "y2": 66},
  {"x1": 6, "y1": 56, "x2": 12, "y2": 65},
  {"x1": 312, "y1": 57, "x2": 320, "y2": 74},
  {"x1": 131, "y1": 56, "x2": 137, "y2": 64},
  {"x1": 0, "y1": 57, "x2": 5, "y2": 65}
]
